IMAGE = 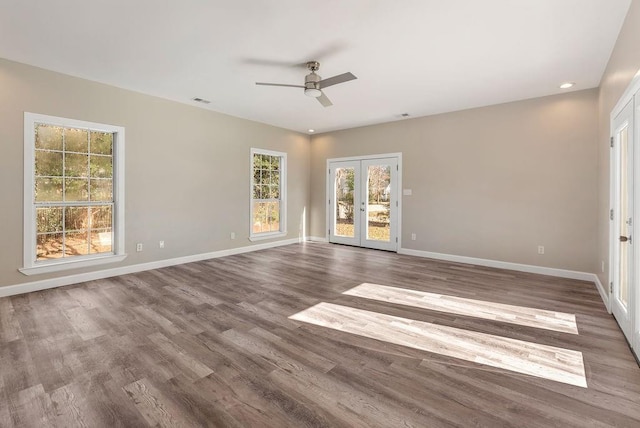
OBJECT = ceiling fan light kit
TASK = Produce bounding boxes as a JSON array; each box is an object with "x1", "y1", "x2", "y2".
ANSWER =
[
  {"x1": 305, "y1": 88, "x2": 322, "y2": 98},
  {"x1": 256, "y1": 61, "x2": 357, "y2": 107}
]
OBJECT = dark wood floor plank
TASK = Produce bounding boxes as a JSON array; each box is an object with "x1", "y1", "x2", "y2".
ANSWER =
[
  {"x1": 122, "y1": 377, "x2": 198, "y2": 427},
  {"x1": 330, "y1": 362, "x2": 511, "y2": 427},
  {"x1": 0, "y1": 298, "x2": 22, "y2": 343},
  {"x1": 190, "y1": 373, "x2": 297, "y2": 427},
  {"x1": 0, "y1": 242, "x2": 639, "y2": 427}
]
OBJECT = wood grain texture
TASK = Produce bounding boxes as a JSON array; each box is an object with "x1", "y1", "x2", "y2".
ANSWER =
[
  {"x1": 344, "y1": 282, "x2": 579, "y2": 334},
  {"x1": 290, "y1": 301, "x2": 587, "y2": 387},
  {"x1": 0, "y1": 242, "x2": 638, "y2": 427}
]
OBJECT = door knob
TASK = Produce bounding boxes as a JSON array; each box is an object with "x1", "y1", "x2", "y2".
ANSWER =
[{"x1": 620, "y1": 235, "x2": 630, "y2": 242}]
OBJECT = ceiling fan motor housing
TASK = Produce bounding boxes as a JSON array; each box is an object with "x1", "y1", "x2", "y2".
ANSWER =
[
  {"x1": 304, "y1": 72, "x2": 322, "y2": 97},
  {"x1": 255, "y1": 60, "x2": 355, "y2": 107}
]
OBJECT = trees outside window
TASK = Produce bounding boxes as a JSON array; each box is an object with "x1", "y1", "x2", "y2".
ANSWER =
[
  {"x1": 22, "y1": 113, "x2": 125, "y2": 275},
  {"x1": 250, "y1": 149, "x2": 286, "y2": 240}
]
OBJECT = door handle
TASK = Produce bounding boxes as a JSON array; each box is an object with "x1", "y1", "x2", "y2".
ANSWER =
[{"x1": 620, "y1": 235, "x2": 631, "y2": 243}]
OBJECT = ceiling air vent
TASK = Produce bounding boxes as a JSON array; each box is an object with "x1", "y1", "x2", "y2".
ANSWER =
[{"x1": 192, "y1": 97, "x2": 211, "y2": 104}]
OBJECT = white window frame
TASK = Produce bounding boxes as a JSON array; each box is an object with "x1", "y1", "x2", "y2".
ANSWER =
[
  {"x1": 249, "y1": 148, "x2": 287, "y2": 241},
  {"x1": 20, "y1": 112, "x2": 126, "y2": 275}
]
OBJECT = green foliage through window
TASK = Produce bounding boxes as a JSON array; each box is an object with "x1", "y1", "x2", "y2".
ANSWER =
[
  {"x1": 34, "y1": 123, "x2": 115, "y2": 260},
  {"x1": 252, "y1": 152, "x2": 283, "y2": 234}
]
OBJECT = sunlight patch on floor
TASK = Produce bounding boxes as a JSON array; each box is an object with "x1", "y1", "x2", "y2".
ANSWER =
[
  {"x1": 289, "y1": 302, "x2": 587, "y2": 388},
  {"x1": 343, "y1": 283, "x2": 579, "y2": 334}
]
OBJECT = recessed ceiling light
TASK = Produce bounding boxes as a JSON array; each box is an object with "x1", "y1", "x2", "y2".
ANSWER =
[
  {"x1": 559, "y1": 82, "x2": 575, "y2": 89},
  {"x1": 308, "y1": 129, "x2": 315, "y2": 133}
]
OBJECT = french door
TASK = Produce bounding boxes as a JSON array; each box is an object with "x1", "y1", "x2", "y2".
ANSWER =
[
  {"x1": 328, "y1": 156, "x2": 399, "y2": 251},
  {"x1": 611, "y1": 99, "x2": 635, "y2": 347}
]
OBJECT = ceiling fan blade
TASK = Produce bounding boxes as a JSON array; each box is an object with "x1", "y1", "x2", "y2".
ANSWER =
[
  {"x1": 256, "y1": 82, "x2": 305, "y2": 88},
  {"x1": 242, "y1": 58, "x2": 298, "y2": 67},
  {"x1": 319, "y1": 72, "x2": 357, "y2": 89},
  {"x1": 241, "y1": 43, "x2": 347, "y2": 69},
  {"x1": 307, "y1": 41, "x2": 347, "y2": 62},
  {"x1": 317, "y1": 92, "x2": 333, "y2": 107}
]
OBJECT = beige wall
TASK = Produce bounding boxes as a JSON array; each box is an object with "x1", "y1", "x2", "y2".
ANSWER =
[
  {"x1": 4, "y1": 0, "x2": 640, "y2": 292},
  {"x1": 597, "y1": 0, "x2": 640, "y2": 286},
  {"x1": 310, "y1": 90, "x2": 599, "y2": 272},
  {"x1": 0, "y1": 58, "x2": 310, "y2": 289}
]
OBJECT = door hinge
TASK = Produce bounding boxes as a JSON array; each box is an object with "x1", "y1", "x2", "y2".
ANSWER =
[
  {"x1": 610, "y1": 209, "x2": 614, "y2": 220},
  {"x1": 396, "y1": 201, "x2": 398, "y2": 207},
  {"x1": 396, "y1": 237, "x2": 398, "y2": 243},
  {"x1": 396, "y1": 164, "x2": 399, "y2": 171},
  {"x1": 610, "y1": 282, "x2": 613, "y2": 293},
  {"x1": 328, "y1": 199, "x2": 330, "y2": 205},
  {"x1": 328, "y1": 229, "x2": 330, "y2": 235},
  {"x1": 611, "y1": 137, "x2": 614, "y2": 148}
]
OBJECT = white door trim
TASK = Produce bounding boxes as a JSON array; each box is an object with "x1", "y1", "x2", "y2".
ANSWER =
[
  {"x1": 359, "y1": 157, "x2": 399, "y2": 251},
  {"x1": 611, "y1": 70, "x2": 640, "y2": 120},
  {"x1": 610, "y1": 99, "x2": 635, "y2": 345},
  {"x1": 610, "y1": 69, "x2": 640, "y2": 355},
  {"x1": 328, "y1": 160, "x2": 362, "y2": 246},
  {"x1": 635, "y1": 99, "x2": 640, "y2": 354},
  {"x1": 326, "y1": 153, "x2": 402, "y2": 251}
]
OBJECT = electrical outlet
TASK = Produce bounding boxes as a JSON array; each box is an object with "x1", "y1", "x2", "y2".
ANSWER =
[
  {"x1": 136, "y1": 243, "x2": 143, "y2": 252},
  {"x1": 159, "y1": 241, "x2": 165, "y2": 249},
  {"x1": 411, "y1": 233, "x2": 416, "y2": 241},
  {"x1": 537, "y1": 245, "x2": 544, "y2": 255},
  {"x1": 231, "y1": 232, "x2": 236, "y2": 240}
]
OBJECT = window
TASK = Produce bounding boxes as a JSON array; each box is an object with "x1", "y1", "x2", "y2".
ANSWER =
[
  {"x1": 250, "y1": 148, "x2": 286, "y2": 241},
  {"x1": 21, "y1": 113, "x2": 126, "y2": 275}
]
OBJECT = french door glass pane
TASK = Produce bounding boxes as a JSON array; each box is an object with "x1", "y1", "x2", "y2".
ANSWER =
[
  {"x1": 619, "y1": 125, "x2": 629, "y2": 308},
  {"x1": 335, "y1": 167, "x2": 355, "y2": 237},
  {"x1": 366, "y1": 164, "x2": 391, "y2": 242}
]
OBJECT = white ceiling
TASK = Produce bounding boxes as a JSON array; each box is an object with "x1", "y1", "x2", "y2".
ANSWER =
[{"x1": 0, "y1": 0, "x2": 632, "y2": 134}]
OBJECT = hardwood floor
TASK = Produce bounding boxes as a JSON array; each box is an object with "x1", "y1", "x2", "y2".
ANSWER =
[{"x1": 1, "y1": 242, "x2": 639, "y2": 427}]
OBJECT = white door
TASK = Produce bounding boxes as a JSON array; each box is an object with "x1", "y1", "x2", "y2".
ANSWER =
[
  {"x1": 329, "y1": 156, "x2": 399, "y2": 251},
  {"x1": 329, "y1": 160, "x2": 361, "y2": 247},
  {"x1": 635, "y1": 99, "x2": 640, "y2": 353},
  {"x1": 611, "y1": 99, "x2": 635, "y2": 345}
]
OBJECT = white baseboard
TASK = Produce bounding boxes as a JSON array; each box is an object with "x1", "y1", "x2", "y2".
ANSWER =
[
  {"x1": 398, "y1": 247, "x2": 597, "y2": 283},
  {"x1": 399, "y1": 247, "x2": 610, "y2": 310},
  {"x1": 1, "y1": 239, "x2": 611, "y2": 313},
  {"x1": 592, "y1": 274, "x2": 611, "y2": 313},
  {"x1": 0, "y1": 238, "x2": 301, "y2": 298}
]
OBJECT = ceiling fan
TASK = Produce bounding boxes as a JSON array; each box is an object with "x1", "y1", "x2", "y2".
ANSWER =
[{"x1": 256, "y1": 61, "x2": 357, "y2": 107}]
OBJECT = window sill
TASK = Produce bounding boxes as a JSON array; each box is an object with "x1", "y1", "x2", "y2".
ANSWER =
[
  {"x1": 19, "y1": 254, "x2": 127, "y2": 276},
  {"x1": 249, "y1": 231, "x2": 287, "y2": 242}
]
